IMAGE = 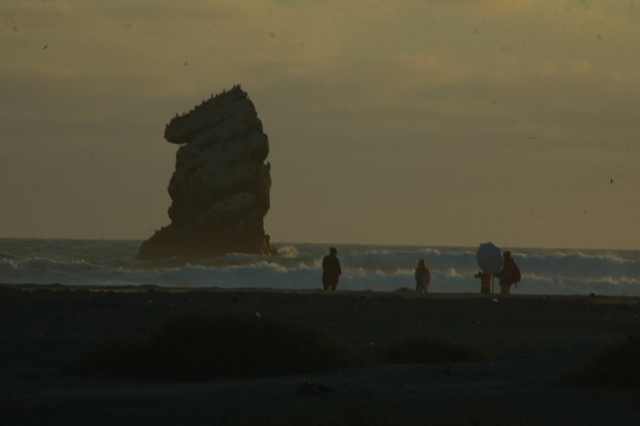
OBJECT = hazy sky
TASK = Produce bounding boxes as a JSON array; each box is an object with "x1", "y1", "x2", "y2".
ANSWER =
[{"x1": 1, "y1": 0, "x2": 638, "y2": 249}]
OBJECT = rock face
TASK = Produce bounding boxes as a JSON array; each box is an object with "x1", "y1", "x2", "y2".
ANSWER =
[{"x1": 137, "y1": 85, "x2": 277, "y2": 260}]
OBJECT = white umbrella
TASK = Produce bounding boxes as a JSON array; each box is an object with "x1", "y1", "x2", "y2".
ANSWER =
[{"x1": 476, "y1": 242, "x2": 503, "y2": 274}]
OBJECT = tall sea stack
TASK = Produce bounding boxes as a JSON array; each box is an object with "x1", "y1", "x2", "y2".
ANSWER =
[{"x1": 137, "y1": 85, "x2": 277, "y2": 260}]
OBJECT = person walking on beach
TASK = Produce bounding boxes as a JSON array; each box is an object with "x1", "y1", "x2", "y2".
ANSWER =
[
  {"x1": 414, "y1": 259, "x2": 431, "y2": 293},
  {"x1": 322, "y1": 247, "x2": 341, "y2": 291},
  {"x1": 494, "y1": 251, "x2": 520, "y2": 295}
]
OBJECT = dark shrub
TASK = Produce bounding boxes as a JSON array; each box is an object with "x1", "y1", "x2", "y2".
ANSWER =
[
  {"x1": 382, "y1": 334, "x2": 491, "y2": 364},
  {"x1": 567, "y1": 329, "x2": 640, "y2": 390},
  {"x1": 74, "y1": 313, "x2": 366, "y2": 381}
]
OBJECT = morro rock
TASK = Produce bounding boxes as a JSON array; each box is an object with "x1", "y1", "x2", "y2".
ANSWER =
[{"x1": 137, "y1": 85, "x2": 277, "y2": 260}]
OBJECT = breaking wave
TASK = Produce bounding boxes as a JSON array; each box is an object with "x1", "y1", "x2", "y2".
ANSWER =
[{"x1": 1, "y1": 239, "x2": 638, "y2": 296}]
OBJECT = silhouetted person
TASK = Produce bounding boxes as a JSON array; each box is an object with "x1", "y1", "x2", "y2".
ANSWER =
[
  {"x1": 495, "y1": 251, "x2": 518, "y2": 295},
  {"x1": 414, "y1": 259, "x2": 431, "y2": 293},
  {"x1": 474, "y1": 270, "x2": 492, "y2": 294},
  {"x1": 322, "y1": 247, "x2": 341, "y2": 291}
]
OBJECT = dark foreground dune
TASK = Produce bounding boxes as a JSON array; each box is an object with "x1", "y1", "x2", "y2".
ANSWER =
[{"x1": 1, "y1": 284, "x2": 639, "y2": 425}]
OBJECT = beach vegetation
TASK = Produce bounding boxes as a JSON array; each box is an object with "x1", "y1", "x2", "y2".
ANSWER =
[
  {"x1": 566, "y1": 329, "x2": 640, "y2": 391},
  {"x1": 381, "y1": 334, "x2": 492, "y2": 364},
  {"x1": 71, "y1": 313, "x2": 367, "y2": 381}
]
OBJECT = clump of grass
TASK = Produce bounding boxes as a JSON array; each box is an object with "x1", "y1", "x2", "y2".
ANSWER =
[
  {"x1": 566, "y1": 329, "x2": 640, "y2": 390},
  {"x1": 382, "y1": 335, "x2": 491, "y2": 364},
  {"x1": 72, "y1": 313, "x2": 367, "y2": 381}
]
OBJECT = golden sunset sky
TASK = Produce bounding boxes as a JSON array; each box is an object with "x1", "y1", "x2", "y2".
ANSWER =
[{"x1": 1, "y1": 0, "x2": 638, "y2": 249}]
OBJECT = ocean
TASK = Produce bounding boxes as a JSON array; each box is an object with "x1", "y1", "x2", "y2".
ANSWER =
[{"x1": 1, "y1": 239, "x2": 639, "y2": 296}]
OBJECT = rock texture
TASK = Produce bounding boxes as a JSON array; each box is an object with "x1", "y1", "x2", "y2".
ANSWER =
[{"x1": 137, "y1": 85, "x2": 277, "y2": 260}]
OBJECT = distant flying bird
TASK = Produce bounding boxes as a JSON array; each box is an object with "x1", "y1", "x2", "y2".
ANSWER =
[
  {"x1": 610, "y1": 179, "x2": 614, "y2": 184},
  {"x1": 184, "y1": 61, "x2": 187, "y2": 66},
  {"x1": 43, "y1": 45, "x2": 47, "y2": 49}
]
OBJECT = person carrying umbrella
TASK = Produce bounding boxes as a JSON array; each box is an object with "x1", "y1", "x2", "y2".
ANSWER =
[
  {"x1": 475, "y1": 242, "x2": 503, "y2": 294},
  {"x1": 474, "y1": 270, "x2": 493, "y2": 294}
]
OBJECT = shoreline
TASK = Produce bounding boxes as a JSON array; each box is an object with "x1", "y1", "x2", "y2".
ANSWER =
[
  {"x1": 6, "y1": 282, "x2": 640, "y2": 297},
  {"x1": 1, "y1": 284, "x2": 639, "y2": 425}
]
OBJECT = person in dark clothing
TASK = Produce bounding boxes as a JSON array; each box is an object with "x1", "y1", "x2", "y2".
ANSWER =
[
  {"x1": 494, "y1": 251, "x2": 516, "y2": 295},
  {"x1": 322, "y1": 247, "x2": 341, "y2": 291},
  {"x1": 414, "y1": 259, "x2": 431, "y2": 293}
]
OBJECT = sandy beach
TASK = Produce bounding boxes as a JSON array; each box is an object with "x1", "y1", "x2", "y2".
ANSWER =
[{"x1": 1, "y1": 284, "x2": 640, "y2": 425}]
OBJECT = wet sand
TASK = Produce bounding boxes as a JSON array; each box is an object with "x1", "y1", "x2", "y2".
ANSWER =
[{"x1": 1, "y1": 284, "x2": 639, "y2": 425}]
